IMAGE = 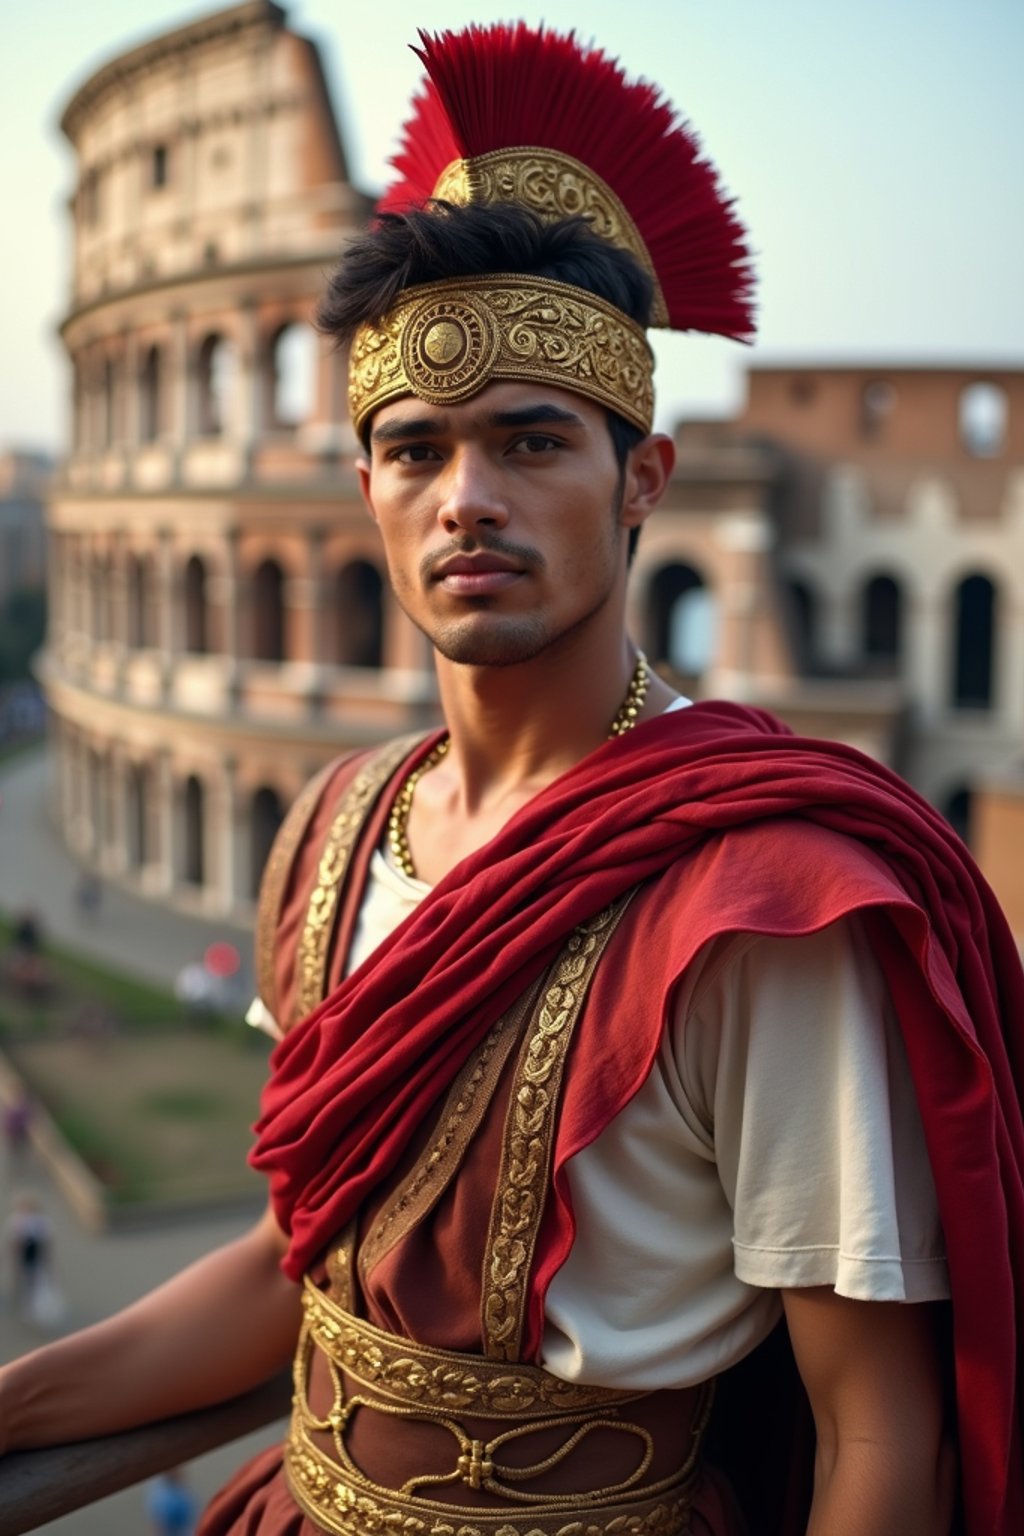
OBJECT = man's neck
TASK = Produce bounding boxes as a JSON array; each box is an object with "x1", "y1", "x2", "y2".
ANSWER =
[
  {"x1": 432, "y1": 633, "x2": 675, "y2": 815},
  {"x1": 398, "y1": 630, "x2": 679, "y2": 888}
]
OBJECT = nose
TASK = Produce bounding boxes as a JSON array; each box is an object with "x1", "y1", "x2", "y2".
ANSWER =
[{"x1": 435, "y1": 445, "x2": 509, "y2": 537}]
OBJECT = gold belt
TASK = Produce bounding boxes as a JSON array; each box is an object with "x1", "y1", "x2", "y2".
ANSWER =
[{"x1": 286, "y1": 1279, "x2": 712, "y2": 1536}]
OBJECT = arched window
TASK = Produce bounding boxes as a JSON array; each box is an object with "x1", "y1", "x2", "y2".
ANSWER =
[
  {"x1": 252, "y1": 559, "x2": 286, "y2": 662},
  {"x1": 102, "y1": 358, "x2": 117, "y2": 449},
  {"x1": 183, "y1": 775, "x2": 204, "y2": 886},
  {"x1": 197, "y1": 333, "x2": 235, "y2": 437},
  {"x1": 952, "y1": 573, "x2": 997, "y2": 709},
  {"x1": 250, "y1": 786, "x2": 285, "y2": 898},
  {"x1": 862, "y1": 574, "x2": 902, "y2": 669},
  {"x1": 859, "y1": 380, "x2": 896, "y2": 440},
  {"x1": 72, "y1": 360, "x2": 85, "y2": 452},
  {"x1": 184, "y1": 556, "x2": 209, "y2": 655},
  {"x1": 92, "y1": 557, "x2": 112, "y2": 643},
  {"x1": 648, "y1": 564, "x2": 717, "y2": 676},
  {"x1": 786, "y1": 578, "x2": 818, "y2": 673},
  {"x1": 943, "y1": 785, "x2": 973, "y2": 846},
  {"x1": 127, "y1": 555, "x2": 154, "y2": 648},
  {"x1": 335, "y1": 561, "x2": 384, "y2": 668},
  {"x1": 127, "y1": 762, "x2": 151, "y2": 869},
  {"x1": 87, "y1": 748, "x2": 104, "y2": 855},
  {"x1": 959, "y1": 382, "x2": 1007, "y2": 458},
  {"x1": 268, "y1": 323, "x2": 316, "y2": 427},
  {"x1": 140, "y1": 344, "x2": 163, "y2": 443}
]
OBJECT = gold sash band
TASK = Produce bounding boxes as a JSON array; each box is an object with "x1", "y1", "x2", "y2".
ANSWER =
[
  {"x1": 349, "y1": 275, "x2": 654, "y2": 438},
  {"x1": 288, "y1": 1282, "x2": 710, "y2": 1536}
]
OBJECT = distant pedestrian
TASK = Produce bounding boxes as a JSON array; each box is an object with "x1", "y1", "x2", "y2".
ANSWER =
[
  {"x1": 74, "y1": 870, "x2": 102, "y2": 921},
  {"x1": 2, "y1": 1089, "x2": 33, "y2": 1164},
  {"x1": 5, "y1": 1192, "x2": 54, "y2": 1316},
  {"x1": 12, "y1": 910, "x2": 42, "y2": 954},
  {"x1": 146, "y1": 1468, "x2": 199, "y2": 1536}
]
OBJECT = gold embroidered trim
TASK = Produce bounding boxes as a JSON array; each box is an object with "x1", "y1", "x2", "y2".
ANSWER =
[
  {"x1": 482, "y1": 894, "x2": 637, "y2": 1362},
  {"x1": 433, "y1": 149, "x2": 669, "y2": 327},
  {"x1": 296, "y1": 734, "x2": 429, "y2": 1017},
  {"x1": 300, "y1": 1279, "x2": 637, "y2": 1416},
  {"x1": 326, "y1": 1222, "x2": 358, "y2": 1315},
  {"x1": 356, "y1": 978, "x2": 544, "y2": 1288},
  {"x1": 285, "y1": 1421, "x2": 697, "y2": 1536},
  {"x1": 254, "y1": 759, "x2": 338, "y2": 1025},
  {"x1": 349, "y1": 276, "x2": 654, "y2": 438}
]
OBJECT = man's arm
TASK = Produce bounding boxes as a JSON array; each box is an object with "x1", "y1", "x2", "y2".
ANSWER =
[
  {"x1": 0, "y1": 1202, "x2": 301, "y2": 1455},
  {"x1": 782, "y1": 1287, "x2": 956, "y2": 1536}
]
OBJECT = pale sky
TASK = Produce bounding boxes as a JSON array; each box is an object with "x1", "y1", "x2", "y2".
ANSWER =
[{"x1": 2, "y1": 0, "x2": 1022, "y2": 454}]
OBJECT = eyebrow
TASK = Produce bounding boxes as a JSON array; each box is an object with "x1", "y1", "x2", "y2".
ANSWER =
[
  {"x1": 370, "y1": 401, "x2": 586, "y2": 445},
  {"x1": 370, "y1": 415, "x2": 446, "y2": 445},
  {"x1": 483, "y1": 404, "x2": 586, "y2": 430}
]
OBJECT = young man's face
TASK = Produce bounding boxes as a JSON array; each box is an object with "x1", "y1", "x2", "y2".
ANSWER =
[{"x1": 358, "y1": 381, "x2": 654, "y2": 669}]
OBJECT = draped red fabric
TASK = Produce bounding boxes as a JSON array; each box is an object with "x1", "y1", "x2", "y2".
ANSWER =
[{"x1": 252, "y1": 700, "x2": 1024, "y2": 1535}]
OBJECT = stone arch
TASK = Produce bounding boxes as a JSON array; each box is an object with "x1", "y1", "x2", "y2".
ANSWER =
[
  {"x1": 184, "y1": 555, "x2": 209, "y2": 655},
  {"x1": 647, "y1": 563, "x2": 716, "y2": 676},
  {"x1": 268, "y1": 322, "x2": 316, "y2": 427},
  {"x1": 786, "y1": 576, "x2": 818, "y2": 673},
  {"x1": 87, "y1": 745, "x2": 105, "y2": 856},
  {"x1": 943, "y1": 783, "x2": 973, "y2": 846},
  {"x1": 859, "y1": 379, "x2": 897, "y2": 440},
  {"x1": 959, "y1": 382, "x2": 1007, "y2": 458},
  {"x1": 335, "y1": 560, "x2": 384, "y2": 668},
  {"x1": 183, "y1": 774, "x2": 205, "y2": 886},
  {"x1": 250, "y1": 785, "x2": 285, "y2": 899},
  {"x1": 140, "y1": 343, "x2": 163, "y2": 443},
  {"x1": 102, "y1": 357, "x2": 117, "y2": 449},
  {"x1": 952, "y1": 572, "x2": 997, "y2": 709},
  {"x1": 72, "y1": 358, "x2": 85, "y2": 451},
  {"x1": 92, "y1": 554, "x2": 112, "y2": 643},
  {"x1": 196, "y1": 332, "x2": 235, "y2": 437},
  {"x1": 251, "y1": 558, "x2": 286, "y2": 662},
  {"x1": 127, "y1": 554, "x2": 154, "y2": 648},
  {"x1": 862, "y1": 573, "x2": 903, "y2": 670},
  {"x1": 126, "y1": 761, "x2": 152, "y2": 870}
]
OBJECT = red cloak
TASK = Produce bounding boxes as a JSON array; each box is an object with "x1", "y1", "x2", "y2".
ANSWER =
[{"x1": 253, "y1": 701, "x2": 1024, "y2": 1535}]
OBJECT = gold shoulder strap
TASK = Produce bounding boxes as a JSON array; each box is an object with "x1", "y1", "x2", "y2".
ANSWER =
[
  {"x1": 294, "y1": 733, "x2": 429, "y2": 1020},
  {"x1": 255, "y1": 759, "x2": 343, "y2": 1026},
  {"x1": 482, "y1": 891, "x2": 638, "y2": 1361}
]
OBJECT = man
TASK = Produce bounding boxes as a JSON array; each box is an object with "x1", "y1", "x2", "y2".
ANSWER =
[{"x1": 1, "y1": 24, "x2": 1021, "y2": 1536}]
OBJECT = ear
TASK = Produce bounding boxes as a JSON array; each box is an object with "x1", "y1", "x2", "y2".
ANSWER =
[
  {"x1": 356, "y1": 457, "x2": 378, "y2": 524},
  {"x1": 618, "y1": 433, "x2": 675, "y2": 533}
]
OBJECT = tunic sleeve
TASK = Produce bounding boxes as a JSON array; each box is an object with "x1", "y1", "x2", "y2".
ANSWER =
[{"x1": 681, "y1": 915, "x2": 950, "y2": 1302}]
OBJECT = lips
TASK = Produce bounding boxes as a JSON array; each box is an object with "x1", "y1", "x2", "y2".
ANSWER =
[
  {"x1": 433, "y1": 555, "x2": 522, "y2": 579},
  {"x1": 432, "y1": 553, "x2": 525, "y2": 597}
]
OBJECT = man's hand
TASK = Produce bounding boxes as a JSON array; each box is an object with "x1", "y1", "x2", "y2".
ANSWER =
[
  {"x1": 782, "y1": 1287, "x2": 955, "y2": 1535},
  {"x1": 0, "y1": 1202, "x2": 301, "y2": 1455}
]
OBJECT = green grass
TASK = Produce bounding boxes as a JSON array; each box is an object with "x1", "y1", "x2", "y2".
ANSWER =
[
  {"x1": 141, "y1": 1086, "x2": 227, "y2": 1119},
  {"x1": 1, "y1": 915, "x2": 265, "y2": 1210}
]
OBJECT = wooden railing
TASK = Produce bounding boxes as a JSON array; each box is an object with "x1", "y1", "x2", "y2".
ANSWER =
[{"x1": 0, "y1": 1372, "x2": 291, "y2": 1536}]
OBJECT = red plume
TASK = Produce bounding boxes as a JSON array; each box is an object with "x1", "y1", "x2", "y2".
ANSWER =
[{"x1": 381, "y1": 23, "x2": 755, "y2": 341}]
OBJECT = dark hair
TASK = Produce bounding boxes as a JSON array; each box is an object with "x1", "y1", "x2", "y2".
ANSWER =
[
  {"x1": 319, "y1": 202, "x2": 653, "y2": 556},
  {"x1": 317, "y1": 200, "x2": 654, "y2": 340}
]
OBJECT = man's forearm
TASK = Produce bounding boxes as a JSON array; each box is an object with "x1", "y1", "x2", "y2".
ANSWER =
[{"x1": 0, "y1": 1211, "x2": 301, "y2": 1455}]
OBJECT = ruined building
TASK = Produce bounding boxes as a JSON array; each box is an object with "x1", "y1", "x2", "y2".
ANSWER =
[{"x1": 41, "y1": 2, "x2": 1024, "y2": 941}]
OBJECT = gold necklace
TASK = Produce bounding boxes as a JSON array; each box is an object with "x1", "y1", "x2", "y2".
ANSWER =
[{"x1": 387, "y1": 651, "x2": 650, "y2": 881}]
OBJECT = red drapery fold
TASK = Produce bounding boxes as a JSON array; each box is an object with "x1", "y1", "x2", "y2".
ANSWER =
[{"x1": 253, "y1": 701, "x2": 1024, "y2": 1535}]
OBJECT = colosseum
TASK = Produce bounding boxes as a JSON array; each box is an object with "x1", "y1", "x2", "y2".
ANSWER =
[{"x1": 42, "y1": 1, "x2": 1024, "y2": 939}]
